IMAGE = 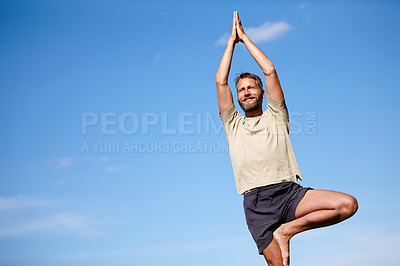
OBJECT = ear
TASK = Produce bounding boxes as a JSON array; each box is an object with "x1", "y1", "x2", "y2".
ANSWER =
[{"x1": 262, "y1": 90, "x2": 266, "y2": 98}]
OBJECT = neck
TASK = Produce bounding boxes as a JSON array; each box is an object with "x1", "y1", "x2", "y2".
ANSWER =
[{"x1": 245, "y1": 108, "x2": 263, "y2": 117}]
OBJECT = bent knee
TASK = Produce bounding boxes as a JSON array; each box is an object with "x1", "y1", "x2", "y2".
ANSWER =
[{"x1": 339, "y1": 195, "x2": 358, "y2": 219}]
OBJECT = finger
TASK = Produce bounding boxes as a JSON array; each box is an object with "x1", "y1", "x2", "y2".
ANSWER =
[
  {"x1": 231, "y1": 12, "x2": 236, "y2": 34},
  {"x1": 235, "y1": 11, "x2": 239, "y2": 27},
  {"x1": 235, "y1": 11, "x2": 238, "y2": 29}
]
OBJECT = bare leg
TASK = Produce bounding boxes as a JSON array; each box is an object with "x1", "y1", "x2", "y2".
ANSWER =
[
  {"x1": 273, "y1": 190, "x2": 358, "y2": 265},
  {"x1": 262, "y1": 238, "x2": 284, "y2": 266}
]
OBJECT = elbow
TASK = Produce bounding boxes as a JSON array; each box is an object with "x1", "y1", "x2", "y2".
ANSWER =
[
  {"x1": 263, "y1": 66, "x2": 276, "y2": 76},
  {"x1": 216, "y1": 75, "x2": 228, "y2": 86},
  {"x1": 216, "y1": 80, "x2": 228, "y2": 87}
]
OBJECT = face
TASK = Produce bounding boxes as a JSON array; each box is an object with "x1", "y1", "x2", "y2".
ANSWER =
[{"x1": 237, "y1": 78, "x2": 265, "y2": 112}]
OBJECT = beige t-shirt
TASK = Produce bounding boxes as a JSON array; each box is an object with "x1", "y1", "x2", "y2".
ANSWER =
[{"x1": 219, "y1": 96, "x2": 302, "y2": 194}]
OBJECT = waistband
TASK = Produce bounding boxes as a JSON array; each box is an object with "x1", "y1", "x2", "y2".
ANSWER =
[{"x1": 243, "y1": 181, "x2": 295, "y2": 196}]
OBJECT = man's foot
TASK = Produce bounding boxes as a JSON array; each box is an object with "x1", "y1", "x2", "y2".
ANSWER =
[{"x1": 273, "y1": 225, "x2": 292, "y2": 266}]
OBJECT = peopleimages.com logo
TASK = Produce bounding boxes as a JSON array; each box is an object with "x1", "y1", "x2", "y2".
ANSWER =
[
  {"x1": 81, "y1": 112, "x2": 225, "y2": 135},
  {"x1": 80, "y1": 111, "x2": 317, "y2": 153}
]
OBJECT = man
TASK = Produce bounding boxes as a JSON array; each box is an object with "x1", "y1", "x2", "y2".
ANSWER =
[{"x1": 216, "y1": 11, "x2": 358, "y2": 266}]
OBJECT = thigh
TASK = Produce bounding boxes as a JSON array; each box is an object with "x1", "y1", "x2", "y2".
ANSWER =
[
  {"x1": 262, "y1": 238, "x2": 284, "y2": 266},
  {"x1": 294, "y1": 189, "x2": 355, "y2": 219}
]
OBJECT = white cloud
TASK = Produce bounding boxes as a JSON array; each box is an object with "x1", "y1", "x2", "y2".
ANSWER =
[
  {"x1": 52, "y1": 157, "x2": 75, "y2": 167},
  {"x1": 215, "y1": 21, "x2": 291, "y2": 46},
  {"x1": 98, "y1": 156, "x2": 109, "y2": 162},
  {"x1": 106, "y1": 165, "x2": 127, "y2": 173},
  {"x1": 0, "y1": 212, "x2": 100, "y2": 237},
  {"x1": 293, "y1": 226, "x2": 400, "y2": 266},
  {"x1": 50, "y1": 213, "x2": 95, "y2": 233},
  {"x1": 0, "y1": 196, "x2": 50, "y2": 211},
  {"x1": 0, "y1": 196, "x2": 101, "y2": 237},
  {"x1": 246, "y1": 21, "x2": 291, "y2": 43},
  {"x1": 299, "y1": 2, "x2": 307, "y2": 10},
  {"x1": 299, "y1": 235, "x2": 400, "y2": 266},
  {"x1": 57, "y1": 237, "x2": 247, "y2": 260},
  {"x1": 215, "y1": 33, "x2": 230, "y2": 46},
  {"x1": 154, "y1": 52, "x2": 161, "y2": 62}
]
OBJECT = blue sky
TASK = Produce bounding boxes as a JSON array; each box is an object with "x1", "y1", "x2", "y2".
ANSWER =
[{"x1": 1, "y1": 0, "x2": 399, "y2": 265}]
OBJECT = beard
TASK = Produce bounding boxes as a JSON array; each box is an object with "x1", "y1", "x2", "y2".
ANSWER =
[{"x1": 238, "y1": 92, "x2": 263, "y2": 112}]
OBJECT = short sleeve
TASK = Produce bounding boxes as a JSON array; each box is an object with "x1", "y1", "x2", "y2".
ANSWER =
[
  {"x1": 219, "y1": 104, "x2": 240, "y2": 137},
  {"x1": 267, "y1": 96, "x2": 289, "y2": 122},
  {"x1": 219, "y1": 104, "x2": 236, "y2": 122}
]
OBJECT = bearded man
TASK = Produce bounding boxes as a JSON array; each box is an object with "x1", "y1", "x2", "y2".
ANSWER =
[{"x1": 216, "y1": 11, "x2": 358, "y2": 266}]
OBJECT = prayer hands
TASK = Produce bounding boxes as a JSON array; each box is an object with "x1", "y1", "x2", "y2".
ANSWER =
[
  {"x1": 230, "y1": 11, "x2": 247, "y2": 44},
  {"x1": 235, "y1": 12, "x2": 246, "y2": 42}
]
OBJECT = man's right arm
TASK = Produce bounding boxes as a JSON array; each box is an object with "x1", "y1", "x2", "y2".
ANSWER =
[{"x1": 216, "y1": 12, "x2": 238, "y2": 115}]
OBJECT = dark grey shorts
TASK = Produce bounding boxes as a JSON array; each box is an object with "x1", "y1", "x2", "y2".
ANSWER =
[{"x1": 243, "y1": 182, "x2": 312, "y2": 254}]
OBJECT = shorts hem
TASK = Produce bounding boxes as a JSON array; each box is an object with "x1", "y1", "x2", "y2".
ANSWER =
[
  {"x1": 287, "y1": 187, "x2": 313, "y2": 221},
  {"x1": 257, "y1": 233, "x2": 274, "y2": 255}
]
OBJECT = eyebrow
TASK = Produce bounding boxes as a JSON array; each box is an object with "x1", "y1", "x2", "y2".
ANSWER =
[{"x1": 238, "y1": 85, "x2": 255, "y2": 90}]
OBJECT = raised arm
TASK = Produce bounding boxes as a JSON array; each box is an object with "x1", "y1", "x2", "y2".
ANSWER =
[
  {"x1": 216, "y1": 12, "x2": 239, "y2": 115},
  {"x1": 236, "y1": 13, "x2": 284, "y2": 101}
]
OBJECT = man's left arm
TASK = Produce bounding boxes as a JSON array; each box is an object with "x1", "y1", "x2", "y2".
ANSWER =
[{"x1": 236, "y1": 14, "x2": 284, "y2": 102}]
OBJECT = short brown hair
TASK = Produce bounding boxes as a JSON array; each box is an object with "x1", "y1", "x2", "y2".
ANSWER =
[{"x1": 235, "y1": 72, "x2": 264, "y2": 92}]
